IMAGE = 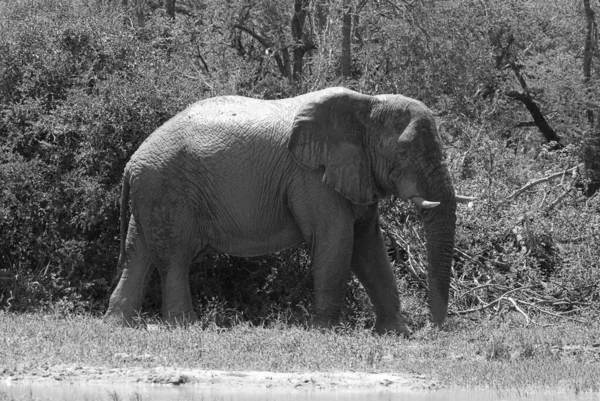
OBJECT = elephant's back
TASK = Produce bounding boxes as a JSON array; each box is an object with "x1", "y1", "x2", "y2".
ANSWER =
[
  {"x1": 124, "y1": 94, "x2": 306, "y2": 254},
  {"x1": 128, "y1": 95, "x2": 292, "y2": 169},
  {"x1": 186, "y1": 95, "x2": 292, "y2": 130}
]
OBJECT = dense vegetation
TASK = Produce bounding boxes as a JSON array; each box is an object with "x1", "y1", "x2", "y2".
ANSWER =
[{"x1": 0, "y1": 0, "x2": 598, "y2": 329}]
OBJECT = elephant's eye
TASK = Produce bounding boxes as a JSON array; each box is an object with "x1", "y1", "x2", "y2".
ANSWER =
[{"x1": 420, "y1": 209, "x2": 431, "y2": 217}]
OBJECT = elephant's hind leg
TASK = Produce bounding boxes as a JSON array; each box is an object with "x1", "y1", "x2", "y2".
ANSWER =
[
  {"x1": 105, "y1": 218, "x2": 155, "y2": 326},
  {"x1": 157, "y1": 257, "x2": 198, "y2": 326},
  {"x1": 149, "y1": 202, "x2": 200, "y2": 326}
]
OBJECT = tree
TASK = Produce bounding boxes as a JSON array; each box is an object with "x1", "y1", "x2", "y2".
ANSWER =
[
  {"x1": 341, "y1": 0, "x2": 367, "y2": 77},
  {"x1": 583, "y1": 0, "x2": 597, "y2": 124},
  {"x1": 291, "y1": 0, "x2": 312, "y2": 79},
  {"x1": 232, "y1": 0, "x2": 314, "y2": 81},
  {"x1": 490, "y1": 26, "x2": 562, "y2": 147},
  {"x1": 581, "y1": 0, "x2": 600, "y2": 195},
  {"x1": 166, "y1": 0, "x2": 175, "y2": 20},
  {"x1": 135, "y1": 0, "x2": 145, "y2": 28}
]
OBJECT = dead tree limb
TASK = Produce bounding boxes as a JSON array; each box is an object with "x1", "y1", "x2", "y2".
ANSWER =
[
  {"x1": 506, "y1": 167, "x2": 577, "y2": 200},
  {"x1": 505, "y1": 90, "x2": 563, "y2": 145},
  {"x1": 232, "y1": 24, "x2": 289, "y2": 78},
  {"x1": 493, "y1": 35, "x2": 564, "y2": 147}
]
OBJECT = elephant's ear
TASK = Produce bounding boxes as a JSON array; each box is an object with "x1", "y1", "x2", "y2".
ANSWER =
[{"x1": 288, "y1": 88, "x2": 375, "y2": 205}]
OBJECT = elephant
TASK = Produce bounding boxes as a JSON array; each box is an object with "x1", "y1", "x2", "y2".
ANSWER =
[{"x1": 104, "y1": 87, "x2": 472, "y2": 336}]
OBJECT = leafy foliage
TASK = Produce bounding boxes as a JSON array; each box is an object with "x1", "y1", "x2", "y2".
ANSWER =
[{"x1": 1, "y1": 0, "x2": 599, "y2": 328}]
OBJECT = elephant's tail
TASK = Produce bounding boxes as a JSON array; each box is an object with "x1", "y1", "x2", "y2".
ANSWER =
[{"x1": 114, "y1": 169, "x2": 131, "y2": 283}]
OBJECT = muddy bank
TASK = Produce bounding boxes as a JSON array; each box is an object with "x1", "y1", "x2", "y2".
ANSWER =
[
  {"x1": 1, "y1": 364, "x2": 438, "y2": 390},
  {"x1": 3, "y1": 366, "x2": 598, "y2": 401}
]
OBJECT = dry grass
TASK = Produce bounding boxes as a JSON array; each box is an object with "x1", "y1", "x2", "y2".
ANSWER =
[{"x1": 1, "y1": 311, "x2": 599, "y2": 394}]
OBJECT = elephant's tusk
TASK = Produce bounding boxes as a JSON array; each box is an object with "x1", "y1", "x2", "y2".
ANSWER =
[
  {"x1": 411, "y1": 196, "x2": 440, "y2": 209},
  {"x1": 455, "y1": 195, "x2": 477, "y2": 203}
]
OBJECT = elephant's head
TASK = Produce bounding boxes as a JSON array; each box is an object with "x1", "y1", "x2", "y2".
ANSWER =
[{"x1": 288, "y1": 87, "x2": 461, "y2": 327}]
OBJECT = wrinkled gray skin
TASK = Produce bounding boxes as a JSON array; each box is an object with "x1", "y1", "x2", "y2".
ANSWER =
[{"x1": 104, "y1": 87, "x2": 457, "y2": 336}]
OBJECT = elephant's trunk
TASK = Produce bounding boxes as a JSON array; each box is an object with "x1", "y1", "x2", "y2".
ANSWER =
[
  {"x1": 418, "y1": 164, "x2": 457, "y2": 326},
  {"x1": 423, "y1": 210, "x2": 456, "y2": 326}
]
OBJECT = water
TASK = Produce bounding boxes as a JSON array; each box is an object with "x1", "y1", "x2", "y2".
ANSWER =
[{"x1": 2, "y1": 381, "x2": 600, "y2": 401}]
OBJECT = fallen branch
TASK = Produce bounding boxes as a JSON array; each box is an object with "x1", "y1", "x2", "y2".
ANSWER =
[
  {"x1": 451, "y1": 285, "x2": 536, "y2": 317},
  {"x1": 544, "y1": 186, "x2": 573, "y2": 213},
  {"x1": 543, "y1": 168, "x2": 578, "y2": 213},
  {"x1": 507, "y1": 167, "x2": 577, "y2": 200},
  {"x1": 514, "y1": 299, "x2": 588, "y2": 324},
  {"x1": 406, "y1": 256, "x2": 428, "y2": 290},
  {"x1": 507, "y1": 297, "x2": 531, "y2": 325}
]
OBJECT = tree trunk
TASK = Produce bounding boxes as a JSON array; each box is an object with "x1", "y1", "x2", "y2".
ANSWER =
[
  {"x1": 341, "y1": 2, "x2": 352, "y2": 77},
  {"x1": 291, "y1": 0, "x2": 310, "y2": 80},
  {"x1": 166, "y1": 0, "x2": 175, "y2": 21},
  {"x1": 282, "y1": 48, "x2": 292, "y2": 78},
  {"x1": 583, "y1": 0, "x2": 597, "y2": 124},
  {"x1": 581, "y1": 0, "x2": 600, "y2": 196},
  {"x1": 135, "y1": 0, "x2": 145, "y2": 28},
  {"x1": 314, "y1": 0, "x2": 328, "y2": 32}
]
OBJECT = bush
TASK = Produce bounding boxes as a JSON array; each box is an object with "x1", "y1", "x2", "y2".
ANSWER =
[{"x1": 1, "y1": 0, "x2": 598, "y2": 328}]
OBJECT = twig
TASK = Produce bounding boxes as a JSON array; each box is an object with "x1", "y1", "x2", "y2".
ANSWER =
[
  {"x1": 516, "y1": 299, "x2": 588, "y2": 324},
  {"x1": 507, "y1": 297, "x2": 531, "y2": 325},
  {"x1": 544, "y1": 169, "x2": 578, "y2": 213},
  {"x1": 450, "y1": 298, "x2": 501, "y2": 316},
  {"x1": 453, "y1": 247, "x2": 490, "y2": 270},
  {"x1": 451, "y1": 285, "x2": 537, "y2": 316},
  {"x1": 406, "y1": 257, "x2": 428, "y2": 290},
  {"x1": 455, "y1": 283, "x2": 506, "y2": 297},
  {"x1": 232, "y1": 24, "x2": 272, "y2": 49},
  {"x1": 544, "y1": 187, "x2": 573, "y2": 213}
]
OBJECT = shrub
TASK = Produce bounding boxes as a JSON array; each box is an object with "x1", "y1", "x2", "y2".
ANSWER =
[{"x1": 1, "y1": 0, "x2": 598, "y2": 328}]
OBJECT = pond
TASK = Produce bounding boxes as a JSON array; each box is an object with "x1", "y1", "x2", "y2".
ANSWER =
[{"x1": 2, "y1": 381, "x2": 599, "y2": 401}]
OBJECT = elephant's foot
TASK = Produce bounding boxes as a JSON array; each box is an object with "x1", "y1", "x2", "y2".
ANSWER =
[
  {"x1": 103, "y1": 308, "x2": 142, "y2": 327},
  {"x1": 162, "y1": 310, "x2": 198, "y2": 327},
  {"x1": 375, "y1": 315, "x2": 412, "y2": 337},
  {"x1": 310, "y1": 315, "x2": 340, "y2": 332}
]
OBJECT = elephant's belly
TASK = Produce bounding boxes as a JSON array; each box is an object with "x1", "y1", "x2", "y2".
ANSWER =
[{"x1": 207, "y1": 222, "x2": 306, "y2": 258}]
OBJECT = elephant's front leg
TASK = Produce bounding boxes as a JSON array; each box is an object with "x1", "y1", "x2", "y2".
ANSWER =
[
  {"x1": 310, "y1": 227, "x2": 355, "y2": 330},
  {"x1": 351, "y1": 211, "x2": 412, "y2": 337}
]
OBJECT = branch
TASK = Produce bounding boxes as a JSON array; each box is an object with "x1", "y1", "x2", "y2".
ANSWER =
[
  {"x1": 451, "y1": 286, "x2": 536, "y2": 316},
  {"x1": 232, "y1": 24, "x2": 288, "y2": 77},
  {"x1": 233, "y1": 24, "x2": 272, "y2": 49},
  {"x1": 407, "y1": 257, "x2": 428, "y2": 290},
  {"x1": 450, "y1": 298, "x2": 500, "y2": 316},
  {"x1": 543, "y1": 170, "x2": 578, "y2": 214},
  {"x1": 504, "y1": 54, "x2": 563, "y2": 146},
  {"x1": 513, "y1": 121, "x2": 538, "y2": 128},
  {"x1": 505, "y1": 90, "x2": 563, "y2": 145},
  {"x1": 507, "y1": 297, "x2": 531, "y2": 325},
  {"x1": 193, "y1": 42, "x2": 210, "y2": 74},
  {"x1": 506, "y1": 167, "x2": 576, "y2": 200}
]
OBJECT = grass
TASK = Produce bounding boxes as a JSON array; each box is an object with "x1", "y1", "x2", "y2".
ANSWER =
[{"x1": 1, "y1": 311, "x2": 599, "y2": 395}]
